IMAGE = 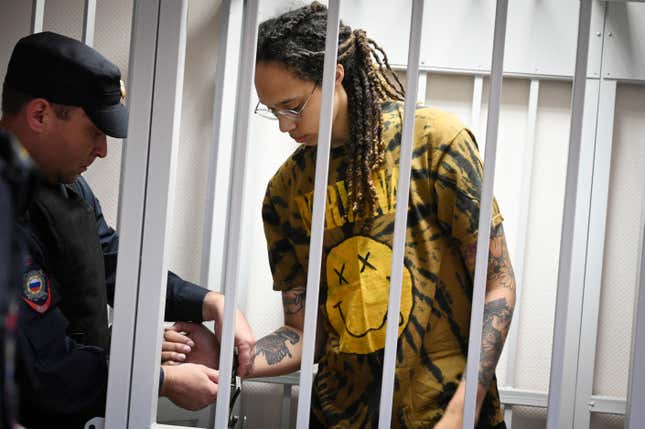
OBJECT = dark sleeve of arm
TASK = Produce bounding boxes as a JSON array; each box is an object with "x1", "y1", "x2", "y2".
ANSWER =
[
  {"x1": 164, "y1": 272, "x2": 208, "y2": 322},
  {"x1": 16, "y1": 304, "x2": 108, "y2": 420},
  {"x1": 76, "y1": 177, "x2": 209, "y2": 318}
]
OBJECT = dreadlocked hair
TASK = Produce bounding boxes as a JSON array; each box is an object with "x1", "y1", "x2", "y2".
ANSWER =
[{"x1": 257, "y1": 1, "x2": 405, "y2": 218}]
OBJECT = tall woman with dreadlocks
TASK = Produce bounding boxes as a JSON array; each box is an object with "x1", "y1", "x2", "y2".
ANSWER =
[{"x1": 247, "y1": 3, "x2": 515, "y2": 428}]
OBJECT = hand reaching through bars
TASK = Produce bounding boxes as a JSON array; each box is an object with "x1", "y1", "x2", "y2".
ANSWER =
[
  {"x1": 201, "y1": 291, "x2": 256, "y2": 378},
  {"x1": 159, "y1": 363, "x2": 219, "y2": 411},
  {"x1": 163, "y1": 322, "x2": 220, "y2": 368}
]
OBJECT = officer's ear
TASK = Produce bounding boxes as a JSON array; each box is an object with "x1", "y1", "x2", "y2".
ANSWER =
[{"x1": 24, "y1": 98, "x2": 50, "y2": 134}]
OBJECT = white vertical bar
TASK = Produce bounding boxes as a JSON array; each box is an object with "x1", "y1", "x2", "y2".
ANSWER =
[
  {"x1": 31, "y1": 0, "x2": 45, "y2": 33},
  {"x1": 546, "y1": 74, "x2": 597, "y2": 428},
  {"x1": 281, "y1": 385, "x2": 292, "y2": 429},
  {"x1": 417, "y1": 71, "x2": 428, "y2": 103},
  {"x1": 573, "y1": 79, "x2": 616, "y2": 429},
  {"x1": 82, "y1": 0, "x2": 96, "y2": 46},
  {"x1": 200, "y1": 0, "x2": 243, "y2": 292},
  {"x1": 203, "y1": 2, "x2": 243, "y2": 425},
  {"x1": 128, "y1": 0, "x2": 187, "y2": 426},
  {"x1": 295, "y1": 1, "x2": 341, "y2": 427},
  {"x1": 471, "y1": 76, "x2": 484, "y2": 152},
  {"x1": 213, "y1": 0, "x2": 259, "y2": 427},
  {"x1": 504, "y1": 406, "x2": 513, "y2": 429},
  {"x1": 104, "y1": 0, "x2": 160, "y2": 427},
  {"x1": 503, "y1": 78, "x2": 540, "y2": 428},
  {"x1": 462, "y1": 1, "x2": 508, "y2": 428},
  {"x1": 626, "y1": 174, "x2": 645, "y2": 428},
  {"x1": 546, "y1": 0, "x2": 593, "y2": 428},
  {"x1": 377, "y1": 1, "x2": 424, "y2": 427}
]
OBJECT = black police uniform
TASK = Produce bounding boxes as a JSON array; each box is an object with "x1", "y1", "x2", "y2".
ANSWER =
[
  {"x1": 0, "y1": 135, "x2": 15, "y2": 429},
  {"x1": 0, "y1": 130, "x2": 38, "y2": 429},
  {"x1": 16, "y1": 177, "x2": 209, "y2": 428},
  {"x1": 2, "y1": 32, "x2": 211, "y2": 428}
]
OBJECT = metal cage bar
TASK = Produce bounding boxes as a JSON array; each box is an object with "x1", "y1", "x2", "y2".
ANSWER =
[
  {"x1": 295, "y1": 1, "x2": 341, "y2": 427},
  {"x1": 573, "y1": 78, "x2": 617, "y2": 429},
  {"x1": 377, "y1": 0, "x2": 425, "y2": 427},
  {"x1": 546, "y1": 0, "x2": 593, "y2": 428},
  {"x1": 31, "y1": 0, "x2": 45, "y2": 33},
  {"x1": 202, "y1": 1, "x2": 244, "y2": 424},
  {"x1": 105, "y1": 0, "x2": 161, "y2": 426},
  {"x1": 462, "y1": 0, "x2": 508, "y2": 427},
  {"x1": 200, "y1": 0, "x2": 243, "y2": 292},
  {"x1": 82, "y1": 0, "x2": 96, "y2": 46},
  {"x1": 212, "y1": 0, "x2": 259, "y2": 427},
  {"x1": 127, "y1": 0, "x2": 188, "y2": 426}
]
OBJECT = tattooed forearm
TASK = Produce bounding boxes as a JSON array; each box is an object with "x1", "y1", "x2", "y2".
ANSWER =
[
  {"x1": 479, "y1": 297, "x2": 514, "y2": 388},
  {"x1": 457, "y1": 225, "x2": 516, "y2": 395},
  {"x1": 255, "y1": 327, "x2": 300, "y2": 366},
  {"x1": 282, "y1": 287, "x2": 306, "y2": 315}
]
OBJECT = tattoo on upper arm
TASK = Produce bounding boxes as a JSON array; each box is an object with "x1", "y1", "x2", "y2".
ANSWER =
[
  {"x1": 282, "y1": 287, "x2": 306, "y2": 315},
  {"x1": 255, "y1": 327, "x2": 300, "y2": 366},
  {"x1": 487, "y1": 225, "x2": 516, "y2": 291},
  {"x1": 460, "y1": 224, "x2": 516, "y2": 291},
  {"x1": 479, "y1": 297, "x2": 514, "y2": 388}
]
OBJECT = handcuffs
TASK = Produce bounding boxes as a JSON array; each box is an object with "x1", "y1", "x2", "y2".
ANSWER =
[{"x1": 229, "y1": 349, "x2": 243, "y2": 428}]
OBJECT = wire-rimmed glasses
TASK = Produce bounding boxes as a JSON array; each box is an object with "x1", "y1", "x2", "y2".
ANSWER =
[{"x1": 254, "y1": 84, "x2": 317, "y2": 121}]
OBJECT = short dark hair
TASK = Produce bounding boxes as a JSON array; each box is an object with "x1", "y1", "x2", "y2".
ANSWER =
[
  {"x1": 2, "y1": 81, "x2": 34, "y2": 116},
  {"x1": 2, "y1": 81, "x2": 72, "y2": 121}
]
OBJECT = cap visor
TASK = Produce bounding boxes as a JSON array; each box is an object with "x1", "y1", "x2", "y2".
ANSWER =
[{"x1": 85, "y1": 103, "x2": 129, "y2": 139}]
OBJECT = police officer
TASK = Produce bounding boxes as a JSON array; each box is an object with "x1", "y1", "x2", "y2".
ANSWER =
[
  {"x1": 0, "y1": 129, "x2": 38, "y2": 428},
  {"x1": 0, "y1": 32, "x2": 255, "y2": 428}
]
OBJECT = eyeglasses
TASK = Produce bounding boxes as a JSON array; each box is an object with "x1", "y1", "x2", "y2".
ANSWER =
[{"x1": 254, "y1": 85, "x2": 317, "y2": 121}]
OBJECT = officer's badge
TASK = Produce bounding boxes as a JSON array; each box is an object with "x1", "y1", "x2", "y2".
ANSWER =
[
  {"x1": 22, "y1": 269, "x2": 51, "y2": 313},
  {"x1": 120, "y1": 79, "x2": 127, "y2": 103}
]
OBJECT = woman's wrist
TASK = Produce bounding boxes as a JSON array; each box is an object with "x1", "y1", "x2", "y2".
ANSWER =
[{"x1": 202, "y1": 291, "x2": 224, "y2": 321}]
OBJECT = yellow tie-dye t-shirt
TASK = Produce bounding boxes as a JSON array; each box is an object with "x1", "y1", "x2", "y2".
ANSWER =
[{"x1": 262, "y1": 101, "x2": 505, "y2": 428}]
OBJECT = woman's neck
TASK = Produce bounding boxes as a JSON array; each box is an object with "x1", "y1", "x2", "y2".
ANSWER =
[{"x1": 331, "y1": 85, "x2": 350, "y2": 147}]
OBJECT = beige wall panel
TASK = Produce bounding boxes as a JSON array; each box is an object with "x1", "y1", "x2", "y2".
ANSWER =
[
  {"x1": 514, "y1": 81, "x2": 571, "y2": 391},
  {"x1": 594, "y1": 83, "x2": 645, "y2": 397}
]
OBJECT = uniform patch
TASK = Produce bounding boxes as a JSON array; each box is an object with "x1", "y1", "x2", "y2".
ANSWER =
[{"x1": 22, "y1": 269, "x2": 52, "y2": 313}]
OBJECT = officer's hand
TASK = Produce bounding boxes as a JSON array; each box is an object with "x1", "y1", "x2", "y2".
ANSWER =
[
  {"x1": 162, "y1": 326, "x2": 195, "y2": 364},
  {"x1": 164, "y1": 322, "x2": 220, "y2": 369},
  {"x1": 202, "y1": 292, "x2": 256, "y2": 378},
  {"x1": 160, "y1": 363, "x2": 219, "y2": 411}
]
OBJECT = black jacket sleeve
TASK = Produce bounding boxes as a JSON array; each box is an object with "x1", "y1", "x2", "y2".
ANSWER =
[{"x1": 75, "y1": 177, "x2": 209, "y2": 321}]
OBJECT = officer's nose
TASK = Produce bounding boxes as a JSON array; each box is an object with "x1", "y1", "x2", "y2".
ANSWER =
[
  {"x1": 278, "y1": 116, "x2": 296, "y2": 133},
  {"x1": 95, "y1": 135, "x2": 108, "y2": 158}
]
